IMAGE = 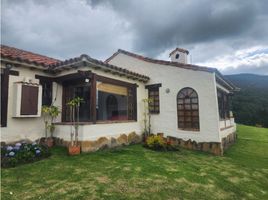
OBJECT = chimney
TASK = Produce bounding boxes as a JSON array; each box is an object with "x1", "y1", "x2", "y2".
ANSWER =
[{"x1": 169, "y1": 48, "x2": 189, "y2": 64}]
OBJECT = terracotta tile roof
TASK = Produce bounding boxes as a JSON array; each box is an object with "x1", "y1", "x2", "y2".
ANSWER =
[
  {"x1": 0, "y1": 45, "x2": 149, "y2": 82},
  {"x1": 105, "y1": 49, "x2": 237, "y2": 90},
  {"x1": 0, "y1": 45, "x2": 60, "y2": 67},
  {"x1": 105, "y1": 49, "x2": 217, "y2": 73},
  {"x1": 169, "y1": 48, "x2": 189, "y2": 56},
  {"x1": 51, "y1": 54, "x2": 150, "y2": 82}
]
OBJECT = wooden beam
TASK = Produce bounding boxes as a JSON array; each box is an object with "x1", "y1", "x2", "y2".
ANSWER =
[
  {"x1": 35, "y1": 75, "x2": 55, "y2": 82},
  {"x1": 9, "y1": 70, "x2": 19, "y2": 76},
  {"x1": 96, "y1": 74, "x2": 137, "y2": 88},
  {"x1": 145, "y1": 83, "x2": 162, "y2": 89}
]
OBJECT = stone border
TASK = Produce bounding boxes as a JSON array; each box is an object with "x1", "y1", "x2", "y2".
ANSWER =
[
  {"x1": 221, "y1": 132, "x2": 237, "y2": 150},
  {"x1": 157, "y1": 132, "x2": 237, "y2": 156},
  {"x1": 54, "y1": 131, "x2": 141, "y2": 152}
]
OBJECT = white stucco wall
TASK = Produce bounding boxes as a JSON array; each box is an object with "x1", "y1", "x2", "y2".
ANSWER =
[
  {"x1": 0, "y1": 66, "x2": 63, "y2": 142},
  {"x1": 52, "y1": 66, "x2": 147, "y2": 141},
  {"x1": 170, "y1": 51, "x2": 188, "y2": 64},
  {"x1": 1, "y1": 63, "x2": 147, "y2": 143},
  {"x1": 108, "y1": 53, "x2": 222, "y2": 142},
  {"x1": 220, "y1": 118, "x2": 236, "y2": 138}
]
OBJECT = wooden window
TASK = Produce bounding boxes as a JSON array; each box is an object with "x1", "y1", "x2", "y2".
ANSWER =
[
  {"x1": 146, "y1": 84, "x2": 161, "y2": 114},
  {"x1": 62, "y1": 80, "x2": 91, "y2": 122},
  {"x1": 177, "y1": 87, "x2": 199, "y2": 131},
  {"x1": 217, "y1": 89, "x2": 230, "y2": 119},
  {"x1": 40, "y1": 79, "x2": 53, "y2": 106},
  {"x1": 21, "y1": 85, "x2": 39, "y2": 115},
  {"x1": 61, "y1": 73, "x2": 137, "y2": 123}
]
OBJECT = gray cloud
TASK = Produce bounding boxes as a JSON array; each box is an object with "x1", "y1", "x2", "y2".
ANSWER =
[
  {"x1": 1, "y1": 0, "x2": 268, "y2": 74},
  {"x1": 222, "y1": 64, "x2": 268, "y2": 75}
]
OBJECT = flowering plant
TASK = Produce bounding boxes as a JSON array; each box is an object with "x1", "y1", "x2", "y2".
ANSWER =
[
  {"x1": 1, "y1": 142, "x2": 51, "y2": 168},
  {"x1": 144, "y1": 135, "x2": 179, "y2": 151}
]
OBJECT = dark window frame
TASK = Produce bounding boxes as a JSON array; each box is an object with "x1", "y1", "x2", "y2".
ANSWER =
[
  {"x1": 145, "y1": 83, "x2": 161, "y2": 114},
  {"x1": 61, "y1": 72, "x2": 137, "y2": 123},
  {"x1": 177, "y1": 87, "x2": 200, "y2": 131}
]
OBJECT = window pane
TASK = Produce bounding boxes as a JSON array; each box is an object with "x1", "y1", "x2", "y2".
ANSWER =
[
  {"x1": 192, "y1": 104, "x2": 198, "y2": 110},
  {"x1": 184, "y1": 98, "x2": 190, "y2": 104},
  {"x1": 185, "y1": 104, "x2": 191, "y2": 110},
  {"x1": 63, "y1": 81, "x2": 91, "y2": 122},
  {"x1": 191, "y1": 98, "x2": 198, "y2": 103},
  {"x1": 97, "y1": 81, "x2": 129, "y2": 121}
]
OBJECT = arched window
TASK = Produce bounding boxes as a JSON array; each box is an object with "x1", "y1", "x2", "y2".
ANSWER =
[{"x1": 177, "y1": 87, "x2": 199, "y2": 131}]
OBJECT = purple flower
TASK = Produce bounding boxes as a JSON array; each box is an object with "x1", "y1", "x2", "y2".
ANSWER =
[
  {"x1": 15, "y1": 143, "x2": 22, "y2": 147},
  {"x1": 35, "y1": 150, "x2": 41, "y2": 155},
  {"x1": 8, "y1": 151, "x2": 15, "y2": 157},
  {"x1": 6, "y1": 146, "x2": 13, "y2": 151},
  {"x1": 13, "y1": 146, "x2": 20, "y2": 151}
]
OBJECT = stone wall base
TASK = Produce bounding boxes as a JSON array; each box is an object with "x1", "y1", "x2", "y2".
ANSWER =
[
  {"x1": 164, "y1": 135, "x2": 223, "y2": 156},
  {"x1": 221, "y1": 132, "x2": 237, "y2": 150},
  {"x1": 162, "y1": 131, "x2": 237, "y2": 156},
  {"x1": 54, "y1": 131, "x2": 141, "y2": 152}
]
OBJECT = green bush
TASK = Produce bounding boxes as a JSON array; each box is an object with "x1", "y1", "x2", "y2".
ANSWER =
[
  {"x1": 145, "y1": 135, "x2": 179, "y2": 151},
  {"x1": 146, "y1": 135, "x2": 166, "y2": 150}
]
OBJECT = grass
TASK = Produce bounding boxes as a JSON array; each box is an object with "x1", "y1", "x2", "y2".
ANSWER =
[{"x1": 1, "y1": 124, "x2": 268, "y2": 200}]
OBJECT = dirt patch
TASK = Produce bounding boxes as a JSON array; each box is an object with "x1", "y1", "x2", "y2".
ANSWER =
[{"x1": 95, "y1": 176, "x2": 110, "y2": 184}]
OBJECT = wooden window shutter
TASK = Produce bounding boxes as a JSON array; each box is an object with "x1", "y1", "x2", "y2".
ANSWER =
[{"x1": 20, "y1": 85, "x2": 39, "y2": 115}]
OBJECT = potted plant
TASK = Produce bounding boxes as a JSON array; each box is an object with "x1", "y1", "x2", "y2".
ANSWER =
[
  {"x1": 67, "y1": 97, "x2": 84, "y2": 155},
  {"x1": 41, "y1": 105, "x2": 60, "y2": 147}
]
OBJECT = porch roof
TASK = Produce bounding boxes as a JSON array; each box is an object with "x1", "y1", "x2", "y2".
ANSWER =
[{"x1": 49, "y1": 54, "x2": 150, "y2": 82}]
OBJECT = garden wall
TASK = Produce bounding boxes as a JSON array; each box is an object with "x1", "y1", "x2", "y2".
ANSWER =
[
  {"x1": 162, "y1": 131, "x2": 237, "y2": 156},
  {"x1": 54, "y1": 131, "x2": 142, "y2": 152}
]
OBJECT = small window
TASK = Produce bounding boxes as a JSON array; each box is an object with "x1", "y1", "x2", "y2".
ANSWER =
[
  {"x1": 175, "y1": 53, "x2": 180, "y2": 59},
  {"x1": 145, "y1": 84, "x2": 161, "y2": 114},
  {"x1": 148, "y1": 88, "x2": 160, "y2": 114}
]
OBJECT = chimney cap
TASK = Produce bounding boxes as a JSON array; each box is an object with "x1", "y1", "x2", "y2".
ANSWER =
[{"x1": 169, "y1": 48, "x2": 189, "y2": 57}]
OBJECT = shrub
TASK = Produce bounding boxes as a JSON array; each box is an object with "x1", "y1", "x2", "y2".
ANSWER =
[
  {"x1": 1, "y1": 142, "x2": 51, "y2": 168},
  {"x1": 145, "y1": 135, "x2": 180, "y2": 151},
  {"x1": 145, "y1": 135, "x2": 166, "y2": 150}
]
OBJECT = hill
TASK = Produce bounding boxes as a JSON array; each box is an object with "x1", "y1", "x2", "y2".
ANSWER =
[{"x1": 225, "y1": 73, "x2": 268, "y2": 128}]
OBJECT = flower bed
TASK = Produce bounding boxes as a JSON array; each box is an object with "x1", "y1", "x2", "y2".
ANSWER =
[
  {"x1": 144, "y1": 135, "x2": 179, "y2": 151},
  {"x1": 1, "y1": 142, "x2": 51, "y2": 168}
]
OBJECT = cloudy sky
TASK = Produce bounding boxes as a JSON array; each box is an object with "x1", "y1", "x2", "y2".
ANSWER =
[{"x1": 1, "y1": 0, "x2": 268, "y2": 75}]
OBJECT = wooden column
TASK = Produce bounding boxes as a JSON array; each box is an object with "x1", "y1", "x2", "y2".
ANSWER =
[
  {"x1": 1, "y1": 68, "x2": 10, "y2": 127},
  {"x1": 90, "y1": 73, "x2": 97, "y2": 124}
]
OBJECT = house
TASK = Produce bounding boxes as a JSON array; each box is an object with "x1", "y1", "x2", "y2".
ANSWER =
[{"x1": 0, "y1": 45, "x2": 237, "y2": 155}]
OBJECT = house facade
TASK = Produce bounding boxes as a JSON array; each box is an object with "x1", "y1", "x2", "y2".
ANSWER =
[{"x1": 0, "y1": 45, "x2": 237, "y2": 155}]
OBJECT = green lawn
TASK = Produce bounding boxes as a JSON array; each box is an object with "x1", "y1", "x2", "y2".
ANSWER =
[{"x1": 1, "y1": 125, "x2": 268, "y2": 200}]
